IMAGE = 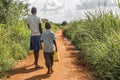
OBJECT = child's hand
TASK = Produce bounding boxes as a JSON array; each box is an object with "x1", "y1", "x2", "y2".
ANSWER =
[
  {"x1": 55, "y1": 47, "x2": 57, "y2": 52},
  {"x1": 41, "y1": 40, "x2": 43, "y2": 42}
]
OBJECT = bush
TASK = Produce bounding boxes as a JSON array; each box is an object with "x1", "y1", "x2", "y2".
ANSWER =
[
  {"x1": 63, "y1": 10, "x2": 120, "y2": 80},
  {"x1": 0, "y1": 22, "x2": 30, "y2": 77},
  {"x1": 61, "y1": 21, "x2": 67, "y2": 26},
  {"x1": 0, "y1": 0, "x2": 29, "y2": 77}
]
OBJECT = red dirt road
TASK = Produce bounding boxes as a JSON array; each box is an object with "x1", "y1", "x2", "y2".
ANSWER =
[{"x1": 2, "y1": 29, "x2": 94, "y2": 80}]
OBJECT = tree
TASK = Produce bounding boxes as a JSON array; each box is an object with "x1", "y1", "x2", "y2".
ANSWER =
[
  {"x1": 61, "y1": 21, "x2": 67, "y2": 26},
  {"x1": 0, "y1": 0, "x2": 29, "y2": 24}
]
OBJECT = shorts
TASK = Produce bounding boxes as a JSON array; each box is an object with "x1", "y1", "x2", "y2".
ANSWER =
[{"x1": 30, "y1": 35, "x2": 42, "y2": 50}]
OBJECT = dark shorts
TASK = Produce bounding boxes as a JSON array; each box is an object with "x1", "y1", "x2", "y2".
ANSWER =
[
  {"x1": 44, "y1": 52, "x2": 54, "y2": 68},
  {"x1": 30, "y1": 35, "x2": 42, "y2": 50}
]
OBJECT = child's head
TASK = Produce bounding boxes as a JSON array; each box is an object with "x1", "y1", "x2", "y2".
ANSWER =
[
  {"x1": 31, "y1": 7, "x2": 37, "y2": 14},
  {"x1": 45, "y1": 22, "x2": 51, "y2": 29}
]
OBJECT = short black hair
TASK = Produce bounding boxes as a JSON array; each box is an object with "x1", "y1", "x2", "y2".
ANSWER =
[
  {"x1": 31, "y1": 7, "x2": 37, "y2": 14},
  {"x1": 45, "y1": 22, "x2": 51, "y2": 29}
]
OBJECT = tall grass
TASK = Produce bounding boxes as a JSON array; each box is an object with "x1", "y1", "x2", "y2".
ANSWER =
[
  {"x1": 0, "y1": 0, "x2": 30, "y2": 77},
  {"x1": 63, "y1": 10, "x2": 120, "y2": 80},
  {"x1": 0, "y1": 21, "x2": 30, "y2": 76}
]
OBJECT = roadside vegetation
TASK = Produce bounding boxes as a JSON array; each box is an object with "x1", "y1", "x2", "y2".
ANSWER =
[
  {"x1": 63, "y1": 10, "x2": 120, "y2": 80},
  {"x1": 0, "y1": 0, "x2": 30, "y2": 77}
]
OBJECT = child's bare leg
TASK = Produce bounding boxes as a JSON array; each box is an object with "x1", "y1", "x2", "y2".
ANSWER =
[
  {"x1": 34, "y1": 50, "x2": 40, "y2": 68},
  {"x1": 50, "y1": 52, "x2": 54, "y2": 73}
]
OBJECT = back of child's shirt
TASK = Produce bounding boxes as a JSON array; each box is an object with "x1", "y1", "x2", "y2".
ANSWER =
[
  {"x1": 41, "y1": 29, "x2": 56, "y2": 53},
  {"x1": 26, "y1": 14, "x2": 41, "y2": 36}
]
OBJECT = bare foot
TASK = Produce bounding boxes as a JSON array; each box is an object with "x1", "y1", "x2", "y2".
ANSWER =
[{"x1": 51, "y1": 68, "x2": 54, "y2": 73}]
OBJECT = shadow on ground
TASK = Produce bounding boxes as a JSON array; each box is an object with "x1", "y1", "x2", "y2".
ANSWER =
[
  {"x1": 7, "y1": 64, "x2": 44, "y2": 77},
  {"x1": 25, "y1": 74, "x2": 50, "y2": 80}
]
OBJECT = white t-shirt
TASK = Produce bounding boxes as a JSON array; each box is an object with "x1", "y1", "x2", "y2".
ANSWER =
[
  {"x1": 26, "y1": 14, "x2": 41, "y2": 36},
  {"x1": 41, "y1": 30, "x2": 56, "y2": 53}
]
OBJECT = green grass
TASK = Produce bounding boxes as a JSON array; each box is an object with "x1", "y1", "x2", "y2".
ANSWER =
[
  {"x1": 63, "y1": 10, "x2": 120, "y2": 80},
  {"x1": 0, "y1": 21, "x2": 30, "y2": 77}
]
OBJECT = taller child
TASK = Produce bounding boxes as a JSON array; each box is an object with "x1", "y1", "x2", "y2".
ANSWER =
[{"x1": 26, "y1": 7, "x2": 42, "y2": 68}]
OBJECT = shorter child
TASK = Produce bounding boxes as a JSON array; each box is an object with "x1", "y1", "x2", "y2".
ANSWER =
[{"x1": 41, "y1": 22, "x2": 57, "y2": 74}]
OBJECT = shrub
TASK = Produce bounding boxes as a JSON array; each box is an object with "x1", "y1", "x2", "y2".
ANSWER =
[{"x1": 63, "y1": 10, "x2": 120, "y2": 80}]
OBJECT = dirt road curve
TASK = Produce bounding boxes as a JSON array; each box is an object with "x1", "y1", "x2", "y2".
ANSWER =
[{"x1": 2, "y1": 29, "x2": 94, "y2": 80}]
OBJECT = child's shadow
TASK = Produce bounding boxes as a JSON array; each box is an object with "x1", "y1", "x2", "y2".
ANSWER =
[
  {"x1": 8, "y1": 64, "x2": 43, "y2": 77},
  {"x1": 8, "y1": 64, "x2": 50, "y2": 79},
  {"x1": 25, "y1": 74, "x2": 50, "y2": 80}
]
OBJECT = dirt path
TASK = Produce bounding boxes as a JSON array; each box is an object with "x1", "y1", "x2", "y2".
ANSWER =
[{"x1": 2, "y1": 29, "x2": 94, "y2": 80}]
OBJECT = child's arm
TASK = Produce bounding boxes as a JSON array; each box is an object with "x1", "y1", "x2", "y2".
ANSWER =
[
  {"x1": 53, "y1": 40, "x2": 57, "y2": 52},
  {"x1": 39, "y1": 23, "x2": 43, "y2": 34}
]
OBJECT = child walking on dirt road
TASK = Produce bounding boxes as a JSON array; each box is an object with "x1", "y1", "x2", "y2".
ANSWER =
[
  {"x1": 26, "y1": 7, "x2": 43, "y2": 68},
  {"x1": 41, "y1": 22, "x2": 57, "y2": 74}
]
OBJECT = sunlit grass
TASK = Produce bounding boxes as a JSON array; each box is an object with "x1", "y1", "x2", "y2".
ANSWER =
[{"x1": 63, "y1": 10, "x2": 120, "y2": 80}]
